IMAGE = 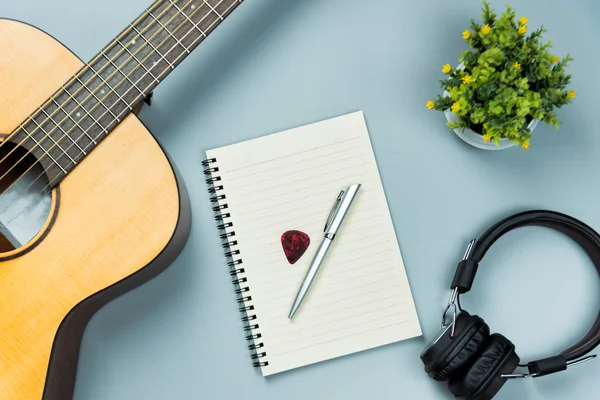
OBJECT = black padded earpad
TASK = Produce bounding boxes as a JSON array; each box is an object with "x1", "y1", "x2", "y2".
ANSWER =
[
  {"x1": 421, "y1": 312, "x2": 490, "y2": 381},
  {"x1": 449, "y1": 334, "x2": 520, "y2": 400}
]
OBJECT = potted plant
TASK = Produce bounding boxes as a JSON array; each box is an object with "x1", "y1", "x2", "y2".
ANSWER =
[{"x1": 426, "y1": 1, "x2": 576, "y2": 150}]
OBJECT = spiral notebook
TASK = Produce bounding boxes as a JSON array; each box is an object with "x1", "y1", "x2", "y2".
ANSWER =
[{"x1": 203, "y1": 111, "x2": 422, "y2": 376}]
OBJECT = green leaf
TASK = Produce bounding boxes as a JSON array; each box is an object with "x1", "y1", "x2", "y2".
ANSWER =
[
  {"x1": 428, "y1": 0, "x2": 573, "y2": 144},
  {"x1": 481, "y1": 1, "x2": 495, "y2": 24},
  {"x1": 477, "y1": 81, "x2": 497, "y2": 100}
]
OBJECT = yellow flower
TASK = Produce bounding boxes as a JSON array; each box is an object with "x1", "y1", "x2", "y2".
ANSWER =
[
  {"x1": 522, "y1": 141, "x2": 530, "y2": 150},
  {"x1": 568, "y1": 90, "x2": 576, "y2": 99},
  {"x1": 518, "y1": 25, "x2": 527, "y2": 35},
  {"x1": 451, "y1": 102, "x2": 460, "y2": 113},
  {"x1": 481, "y1": 24, "x2": 492, "y2": 35},
  {"x1": 551, "y1": 55, "x2": 559, "y2": 63},
  {"x1": 462, "y1": 29, "x2": 471, "y2": 40},
  {"x1": 442, "y1": 64, "x2": 452, "y2": 74},
  {"x1": 519, "y1": 16, "x2": 528, "y2": 25},
  {"x1": 426, "y1": 100, "x2": 435, "y2": 110},
  {"x1": 514, "y1": 62, "x2": 521, "y2": 69},
  {"x1": 483, "y1": 134, "x2": 492, "y2": 143},
  {"x1": 462, "y1": 74, "x2": 472, "y2": 84}
]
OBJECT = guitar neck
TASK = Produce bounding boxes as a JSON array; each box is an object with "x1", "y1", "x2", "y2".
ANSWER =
[
  {"x1": 12, "y1": 0, "x2": 243, "y2": 187},
  {"x1": 104, "y1": 0, "x2": 243, "y2": 103}
]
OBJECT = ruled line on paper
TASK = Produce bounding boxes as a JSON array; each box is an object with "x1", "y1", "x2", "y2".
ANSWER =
[
  {"x1": 221, "y1": 164, "x2": 375, "y2": 206},
  {"x1": 237, "y1": 216, "x2": 388, "y2": 260},
  {"x1": 236, "y1": 209, "x2": 382, "y2": 245},
  {"x1": 205, "y1": 111, "x2": 421, "y2": 374},
  {"x1": 246, "y1": 242, "x2": 394, "y2": 285},
  {"x1": 231, "y1": 193, "x2": 380, "y2": 229},
  {"x1": 223, "y1": 136, "x2": 363, "y2": 174},
  {"x1": 266, "y1": 304, "x2": 409, "y2": 348},
  {"x1": 223, "y1": 143, "x2": 369, "y2": 183},
  {"x1": 262, "y1": 290, "x2": 406, "y2": 326},
  {"x1": 269, "y1": 316, "x2": 412, "y2": 357},
  {"x1": 252, "y1": 264, "x2": 405, "y2": 307}
]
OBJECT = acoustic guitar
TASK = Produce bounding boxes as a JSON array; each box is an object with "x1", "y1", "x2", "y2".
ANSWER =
[{"x1": 0, "y1": 1, "x2": 243, "y2": 398}]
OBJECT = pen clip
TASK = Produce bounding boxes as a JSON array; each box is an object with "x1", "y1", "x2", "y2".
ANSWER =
[{"x1": 324, "y1": 190, "x2": 344, "y2": 233}]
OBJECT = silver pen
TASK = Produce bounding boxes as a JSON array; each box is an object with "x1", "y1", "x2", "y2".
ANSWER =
[{"x1": 288, "y1": 184, "x2": 362, "y2": 319}]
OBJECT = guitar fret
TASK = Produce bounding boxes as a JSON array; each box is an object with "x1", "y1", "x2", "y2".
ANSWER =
[
  {"x1": 38, "y1": 107, "x2": 88, "y2": 154},
  {"x1": 78, "y1": 69, "x2": 122, "y2": 122},
  {"x1": 88, "y1": 59, "x2": 148, "y2": 128},
  {"x1": 162, "y1": 1, "x2": 220, "y2": 68},
  {"x1": 168, "y1": 0, "x2": 208, "y2": 38},
  {"x1": 27, "y1": 116, "x2": 77, "y2": 165},
  {"x1": 50, "y1": 98, "x2": 94, "y2": 145},
  {"x1": 195, "y1": 0, "x2": 224, "y2": 31},
  {"x1": 130, "y1": 24, "x2": 175, "y2": 70},
  {"x1": 20, "y1": 125, "x2": 67, "y2": 173},
  {"x1": 170, "y1": 0, "x2": 236, "y2": 67},
  {"x1": 8, "y1": 0, "x2": 244, "y2": 188},
  {"x1": 205, "y1": 0, "x2": 224, "y2": 20},
  {"x1": 100, "y1": 54, "x2": 144, "y2": 106},
  {"x1": 115, "y1": 39, "x2": 161, "y2": 84},
  {"x1": 207, "y1": 0, "x2": 239, "y2": 20},
  {"x1": 73, "y1": 77, "x2": 111, "y2": 139},
  {"x1": 62, "y1": 84, "x2": 107, "y2": 142},
  {"x1": 148, "y1": 11, "x2": 191, "y2": 55},
  {"x1": 87, "y1": 64, "x2": 129, "y2": 118}
]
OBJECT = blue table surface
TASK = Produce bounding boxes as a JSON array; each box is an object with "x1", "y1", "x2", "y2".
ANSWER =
[{"x1": 4, "y1": 1, "x2": 600, "y2": 399}]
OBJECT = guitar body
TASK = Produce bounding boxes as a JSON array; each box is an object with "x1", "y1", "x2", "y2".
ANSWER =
[{"x1": 0, "y1": 19, "x2": 191, "y2": 400}]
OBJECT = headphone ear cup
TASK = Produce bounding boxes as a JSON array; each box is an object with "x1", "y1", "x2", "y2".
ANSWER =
[
  {"x1": 448, "y1": 333, "x2": 520, "y2": 400},
  {"x1": 421, "y1": 312, "x2": 490, "y2": 381}
]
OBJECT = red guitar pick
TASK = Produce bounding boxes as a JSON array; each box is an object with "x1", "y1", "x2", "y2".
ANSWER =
[{"x1": 281, "y1": 230, "x2": 310, "y2": 264}]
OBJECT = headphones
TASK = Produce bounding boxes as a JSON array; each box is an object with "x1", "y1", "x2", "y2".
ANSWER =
[{"x1": 420, "y1": 210, "x2": 600, "y2": 400}]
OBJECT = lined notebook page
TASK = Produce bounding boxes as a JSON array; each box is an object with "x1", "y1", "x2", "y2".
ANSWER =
[{"x1": 206, "y1": 111, "x2": 421, "y2": 376}]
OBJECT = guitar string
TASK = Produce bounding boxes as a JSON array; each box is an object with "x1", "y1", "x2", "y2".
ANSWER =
[
  {"x1": 5, "y1": 0, "x2": 234, "y2": 199},
  {"x1": 29, "y1": 0, "x2": 230, "y2": 191},
  {"x1": 0, "y1": 0, "x2": 204, "y2": 196},
  {"x1": 0, "y1": 0, "x2": 171, "y2": 168},
  {"x1": 0, "y1": 0, "x2": 190, "y2": 184},
  {"x1": 0, "y1": 0, "x2": 214, "y2": 196},
  {"x1": 0, "y1": 0, "x2": 203, "y2": 200}
]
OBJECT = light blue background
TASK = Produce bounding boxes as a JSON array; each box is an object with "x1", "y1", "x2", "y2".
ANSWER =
[{"x1": 4, "y1": 1, "x2": 600, "y2": 399}]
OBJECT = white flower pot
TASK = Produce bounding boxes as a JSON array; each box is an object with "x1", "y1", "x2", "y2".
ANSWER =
[{"x1": 444, "y1": 109, "x2": 539, "y2": 151}]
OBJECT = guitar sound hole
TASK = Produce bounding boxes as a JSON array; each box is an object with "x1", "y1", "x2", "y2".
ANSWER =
[{"x1": 0, "y1": 140, "x2": 53, "y2": 253}]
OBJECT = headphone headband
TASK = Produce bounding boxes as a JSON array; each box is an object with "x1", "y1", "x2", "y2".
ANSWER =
[{"x1": 450, "y1": 210, "x2": 600, "y2": 377}]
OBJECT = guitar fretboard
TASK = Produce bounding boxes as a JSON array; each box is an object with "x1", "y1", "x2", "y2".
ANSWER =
[{"x1": 9, "y1": 0, "x2": 242, "y2": 188}]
